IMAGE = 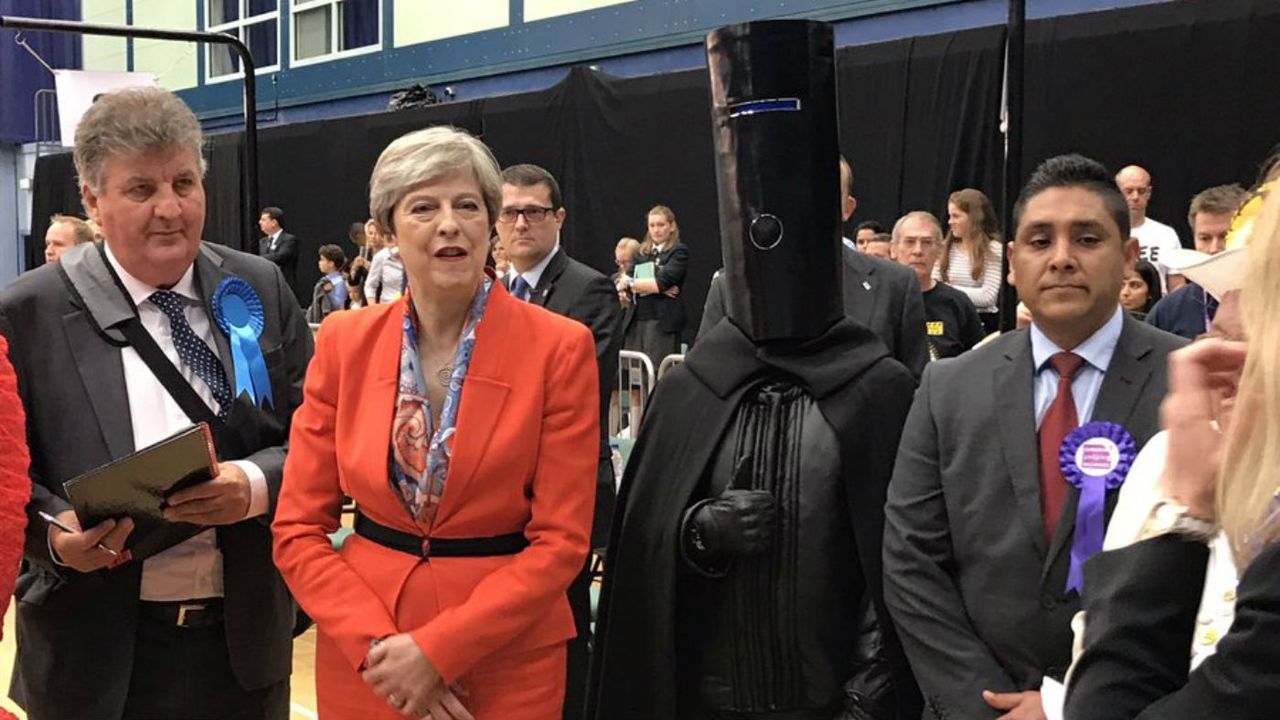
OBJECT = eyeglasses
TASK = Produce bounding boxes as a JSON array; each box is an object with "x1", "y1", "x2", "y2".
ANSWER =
[{"x1": 497, "y1": 206, "x2": 555, "y2": 224}]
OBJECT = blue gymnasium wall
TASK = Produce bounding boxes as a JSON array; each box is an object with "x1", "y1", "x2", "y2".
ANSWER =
[{"x1": 70, "y1": 0, "x2": 1174, "y2": 128}]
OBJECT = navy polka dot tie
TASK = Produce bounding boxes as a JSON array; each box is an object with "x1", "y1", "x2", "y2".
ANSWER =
[{"x1": 149, "y1": 290, "x2": 233, "y2": 421}]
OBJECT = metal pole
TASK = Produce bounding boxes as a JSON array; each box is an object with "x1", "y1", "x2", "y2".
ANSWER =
[
  {"x1": 0, "y1": 15, "x2": 260, "y2": 250},
  {"x1": 999, "y1": 0, "x2": 1025, "y2": 332}
]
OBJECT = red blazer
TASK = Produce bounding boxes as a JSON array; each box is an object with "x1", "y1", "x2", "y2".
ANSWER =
[{"x1": 272, "y1": 281, "x2": 598, "y2": 684}]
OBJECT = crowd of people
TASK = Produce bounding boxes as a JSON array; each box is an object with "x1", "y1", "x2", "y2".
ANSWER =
[{"x1": 2, "y1": 41, "x2": 1279, "y2": 720}]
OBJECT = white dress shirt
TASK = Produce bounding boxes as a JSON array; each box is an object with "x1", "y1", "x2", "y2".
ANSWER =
[
  {"x1": 267, "y1": 229, "x2": 282, "y2": 252},
  {"x1": 103, "y1": 243, "x2": 268, "y2": 601},
  {"x1": 512, "y1": 244, "x2": 560, "y2": 297},
  {"x1": 1030, "y1": 306, "x2": 1125, "y2": 429}
]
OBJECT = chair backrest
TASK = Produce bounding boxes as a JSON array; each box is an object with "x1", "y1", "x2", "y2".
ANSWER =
[{"x1": 657, "y1": 353, "x2": 685, "y2": 379}]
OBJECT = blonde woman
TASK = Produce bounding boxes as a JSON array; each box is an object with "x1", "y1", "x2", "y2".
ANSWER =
[
  {"x1": 936, "y1": 188, "x2": 1003, "y2": 332},
  {"x1": 1065, "y1": 172, "x2": 1280, "y2": 718},
  {"x1": 617, "y1": 206, "x2": 688, "y2": 373}
]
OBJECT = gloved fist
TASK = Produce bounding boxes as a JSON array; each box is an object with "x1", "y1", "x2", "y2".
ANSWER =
[{"x1": 681, "y1": 486, "x2": 777, "y2": 574}]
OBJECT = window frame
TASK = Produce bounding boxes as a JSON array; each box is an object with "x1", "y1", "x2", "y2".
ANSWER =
[
  {"x1": 204, "y1": 0, "x2": 283, "y2": 84},
  {"x1": 289, "y1": 0, "x2": 383, "y2": 69}
]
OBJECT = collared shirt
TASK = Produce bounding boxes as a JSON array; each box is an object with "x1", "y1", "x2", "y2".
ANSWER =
[
  {"x1": 364, "y1": 247, "x2": 405, "y2": 303},
  {"x1": 513, "y1": 243, "x2": 559, "y2": 296},
  {"x1": 103, "y1": 243, "x2": 269, "y2": 601},
  {"x1": 1030, "y1": 305, "x2": 1124, "y2": 428},
  {"x1": 268, "y1": 229, "x2": 282, "y2": 251}
]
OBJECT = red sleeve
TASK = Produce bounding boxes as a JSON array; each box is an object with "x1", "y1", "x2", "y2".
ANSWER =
[{"x1": 0, "y1": 336, "x2": 31, "y2": 625}]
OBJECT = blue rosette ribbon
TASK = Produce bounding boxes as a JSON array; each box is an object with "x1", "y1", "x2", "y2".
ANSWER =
[
  {"x1": 211, "y1": 277, "x2": 274, "y2": 410},
  {"x1": 1059, "y1": 421, "x2": 1136, "y2": 593}
]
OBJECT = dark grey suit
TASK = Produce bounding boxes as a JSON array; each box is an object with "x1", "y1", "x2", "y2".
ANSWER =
[
  {"x1": 0, "y1": 241, "x2": 313, "y2": 720},
  {"x1": 518, "y1": 247, "x2": 621, "y2": 720},
  {"x1": 882, "y1": 316, "x2": 1185, "y2": 719},
  {"x1": 698, "y1": 245, "x2": 929, "y2": 379}
]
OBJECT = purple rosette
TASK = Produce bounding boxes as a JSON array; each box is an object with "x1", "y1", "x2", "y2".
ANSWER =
[{"x1": 1059, "y1": 421, "x2": 1137, "y2": 594}]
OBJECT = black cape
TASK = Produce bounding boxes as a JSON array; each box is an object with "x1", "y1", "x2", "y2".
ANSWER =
[{"x1": 588, "y1": 317, "x2": 923, "y2": 720}]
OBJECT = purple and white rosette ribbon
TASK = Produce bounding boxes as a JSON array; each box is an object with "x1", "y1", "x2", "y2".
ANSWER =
[{"x1": 1059, "y1": 421, "x2": 1136, "y2": 594}]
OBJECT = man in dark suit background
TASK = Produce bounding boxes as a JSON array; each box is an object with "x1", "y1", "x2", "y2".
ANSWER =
[
  {"x1": 257, "y1": 205, "x2": 299, "y2": 291},
  {"x1": 698, "y1": 155, "x2": 929, "y2": 379},
  {"x1": 882, "y1": 154, "x2": 1186, "y2": 720},
  {"x1": 495, "y1": 163, "x2": 621, "y2": 720},
  {"x1": 0, "y1": 87, "x2": 311, "y2": 720}
]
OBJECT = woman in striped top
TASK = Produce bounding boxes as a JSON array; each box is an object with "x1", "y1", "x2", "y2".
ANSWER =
[{"x1": 936, "y1": 188, "x2": 1004, "y2": 333}]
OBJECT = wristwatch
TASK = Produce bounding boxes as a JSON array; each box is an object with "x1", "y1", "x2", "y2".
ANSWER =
[{"x1": 1139, "y1": 499, "x2": 1219, "y2": 542}]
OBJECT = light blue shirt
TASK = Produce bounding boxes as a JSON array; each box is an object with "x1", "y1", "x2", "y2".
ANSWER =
[{"x1": 1030, "y1": 306, "x2": 1124, "y2": 429}]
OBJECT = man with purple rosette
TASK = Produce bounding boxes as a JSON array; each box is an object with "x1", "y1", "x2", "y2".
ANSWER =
[
  {"x1": 0, "y1": 87, "x2": 312, "y2": 720},
  {"x1": 883, "y1": 154, "x2": 1185, "y2": 720}
]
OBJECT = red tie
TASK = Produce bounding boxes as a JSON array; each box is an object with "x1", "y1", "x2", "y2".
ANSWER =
[{"x1": 1039, "y1": 351, "x2": 1085, "y2": 543}]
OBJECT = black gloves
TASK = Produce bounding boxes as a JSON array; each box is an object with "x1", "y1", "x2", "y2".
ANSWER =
[{"x1": 680, "y1": 456, "x2": 776, "y2": 575}]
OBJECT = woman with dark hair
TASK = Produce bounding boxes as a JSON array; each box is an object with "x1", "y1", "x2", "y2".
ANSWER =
[
  {"x1": 1120, "y1": 259, "x2": 1163, "y2": 320},
  {"x1": 937, "y1": 188, "x2": 1003, "y2": 333},
  {"x1": 617, "y1": 205, "x2": 689, "y2": 374}
]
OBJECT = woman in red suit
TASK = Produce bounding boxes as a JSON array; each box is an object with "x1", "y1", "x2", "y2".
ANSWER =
[
  {"x1": 0, "y1": 337, "x2": 31, "y2": 720},
  {"x1": 273, "y1": 126, "x2": 598, "y2": 720}
]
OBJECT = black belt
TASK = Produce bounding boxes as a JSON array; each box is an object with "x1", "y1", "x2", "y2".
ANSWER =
[
  {"x1": 354, "y1": 511, "x2": 529, "y2": 559},
  {"x1": 138, "y1": 598, "x2": 224, "y2": 629}
]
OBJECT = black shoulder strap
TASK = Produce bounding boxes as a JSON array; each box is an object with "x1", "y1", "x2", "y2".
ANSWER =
[{"x1": 117, "y1": 315, "x2": 221, "y2": 429}]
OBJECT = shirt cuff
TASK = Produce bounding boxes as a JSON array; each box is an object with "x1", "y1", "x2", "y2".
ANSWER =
[{"x1": 227, "y1": 460, "x2": 269, "y2": 519}]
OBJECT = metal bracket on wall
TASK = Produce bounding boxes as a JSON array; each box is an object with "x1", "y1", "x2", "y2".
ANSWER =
[{"x1": 0, "y1": 15, "x2": 261, "y2": 250}]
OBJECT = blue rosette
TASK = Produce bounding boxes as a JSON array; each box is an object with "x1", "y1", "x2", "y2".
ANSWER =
[
  {"x1": 211, "y1": 277, "x2": 274, "y2": 410},
  {"x1": 1059, "y1": 421, "x2": 1136, "y2": 593}
]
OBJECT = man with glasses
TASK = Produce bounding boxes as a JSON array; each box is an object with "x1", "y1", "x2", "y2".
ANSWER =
[
  {"x1": 892, "y1": 211, "x2": 985, "y2": 359},
  {"x1": 495, "y1": 163, "x2": 621, "y2": 720},
  {"x1": 1116, "y1": 165, "x2": 1183, "y2": 291}
]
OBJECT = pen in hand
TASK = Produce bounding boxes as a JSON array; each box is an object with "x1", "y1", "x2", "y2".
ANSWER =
[{"x1": 37, "y1": 510, "x2": 120, "y2": 557}]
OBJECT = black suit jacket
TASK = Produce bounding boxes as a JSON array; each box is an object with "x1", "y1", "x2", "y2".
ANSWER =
[
  {"x1": 882, "y1": 316, "x2": 1186, "y2": 719},
  {"x1": 522, "y1": 248, "x2": 622, "y2": 546},
  {"x1": 1066, "y1": 536, "x2": 1280, "y2": 719},
  {"x1": 633, "y1": 241, "x2": 689, "y2": 336},
  {"x1": 0, "y1": 241, "x2": 313, "y2": 720},
  {"x1": 259, "y1": 230, "x2": 298, "y2": 281},
  {"x1": 697, "y1": 245, "x2": 929, "y2": 379}
]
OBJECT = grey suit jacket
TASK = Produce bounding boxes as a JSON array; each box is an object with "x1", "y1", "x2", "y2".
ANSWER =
[
  {"x1": 525, "y1": 248, "x2": 622, "y2": 547},
  {"x1": 0, "y1": 241, "x2": 313, "y2": 720},
  {"x1": 882, "y1": 316, "x2": 1185, "y2": 719},
  {"x1": 697, "y1": 245, "x2": 929, "y2": 379}
]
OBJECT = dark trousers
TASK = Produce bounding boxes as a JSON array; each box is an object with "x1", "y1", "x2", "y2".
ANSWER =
[
  {"x1": 123, "y1": 602, "x2": 289, "y2": 720},
  {"x1": 563, "y1": 556, "x2": 594, "y2": 720}
]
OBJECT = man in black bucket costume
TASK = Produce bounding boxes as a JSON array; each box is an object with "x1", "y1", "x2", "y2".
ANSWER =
[{"x1": 589, "y1": 19, "x2": 922, "y2": 720}]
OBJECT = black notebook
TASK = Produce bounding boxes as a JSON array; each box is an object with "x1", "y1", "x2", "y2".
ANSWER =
[{"x1": 63, "y1": 423, "x2": 218, "y2": 562}]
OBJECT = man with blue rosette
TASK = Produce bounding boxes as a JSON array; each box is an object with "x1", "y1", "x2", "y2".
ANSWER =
[
  {"x1": 883, "y1": 154, "x2": 1186, "y2": 720},
  {"x1": 0, "y1": 87, "x2": 312, "y2": 720}
]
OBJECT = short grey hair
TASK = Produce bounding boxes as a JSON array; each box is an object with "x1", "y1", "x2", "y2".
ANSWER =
[
  {"x1": 892, "y1": 210, "x2": 944, "y2": 243},
  {"x1": 73, "y1": 87, "x2": 206, "y2": 194},
  {"x1": 368, "y1": 126, "x2": 502, "y2": 235}
]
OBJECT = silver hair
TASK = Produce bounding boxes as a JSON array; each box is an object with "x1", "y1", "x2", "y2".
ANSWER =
[
  {"x1": 73, "y1": 87, "x2": 206, "y2": 195},
  {"x1": 368, "y1": 126, "x2": 502, "y2": 235},
  {"x1": 891, "y1": 210, "x2": 944, "y2": 243},
  {"x1": 368, "y1": 124, "x2": 501, "y2": 234}
]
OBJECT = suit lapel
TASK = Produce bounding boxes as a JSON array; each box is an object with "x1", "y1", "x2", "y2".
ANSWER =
[
  {"x1": 993, "y1": 333, "x2": 1047, "y2": 558},
  {"x1": 842, "y1": 250, "x2": 880, "y2": 327},
  {"x1": 530, "y1": 249, "x2": 567, "y2": 308},
  {"x1": 62, "y1": 311, "x2": 135, "y2": 457},
  {"x1": 1044, "y1": 316, "x2": 1154, "y2": 577},
  {"x1": 434, "y1": 286, "x2": 513, "y2": 524}
]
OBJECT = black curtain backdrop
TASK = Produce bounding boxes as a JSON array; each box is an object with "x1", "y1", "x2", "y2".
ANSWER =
[{"x1": 29, "y1": 0, "x2": 1280, "y2": 338}]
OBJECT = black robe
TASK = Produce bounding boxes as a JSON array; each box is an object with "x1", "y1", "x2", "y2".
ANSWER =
[{"x1": 589, "y1": 317, "x2": 923, "y2": 720}]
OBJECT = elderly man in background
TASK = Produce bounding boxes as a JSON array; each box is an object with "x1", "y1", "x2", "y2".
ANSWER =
[
  {"x1": 42, "y1": 214, "x2": 95, "y2": 264},
  {"x1": 891, "y1": 211, "x2": 985, "y2": 360},
  {"x1": 0, "y1": 87, "x2": 312, "y2": 720}
]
